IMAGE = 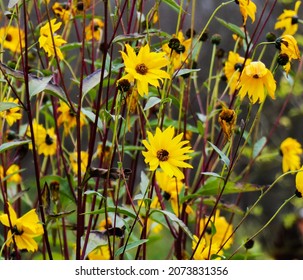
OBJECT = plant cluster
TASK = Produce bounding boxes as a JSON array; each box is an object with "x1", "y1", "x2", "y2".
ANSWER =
[{"x1": 1, "y1": 0, "x2": 303, "y2": 260}]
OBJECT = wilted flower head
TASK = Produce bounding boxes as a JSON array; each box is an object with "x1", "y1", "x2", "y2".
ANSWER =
[
  {"x1": 85, "y1": 18, "x2": 104, "y2": 41},
  {"x1": 38, "y1": 18, "x2": 67, "y2": 60},
  {"x1": 238, "y1": 61, "x2": 276, "y2": 104},
  {"x1": 236, "y1": 0, "x2": 257, "y2": 25},
  {"x1": 280, "y1": 137, "x2": 302, "y2": 173},
  {"x1": 224, "y1": 51, "x2": 251, "y2": 94},
  {"x1": 275, "y1": 1, "x2": 301, "y2": 35}
]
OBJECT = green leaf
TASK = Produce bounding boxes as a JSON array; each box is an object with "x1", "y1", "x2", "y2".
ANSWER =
[
  {"x1": 0, "y1": 140, "x2": 30, "y2": 154},
  {"x1": 82, "y1": 68, "x2": 108, "y2": 96},
  {"x1": 115, "y1": 239, "x2": 148, "y2": 257},
  {"x1": 81, "y1": 108, "x2": 103, "y2": 132},
  {"x1": 112, "y1": 33, "x2": 146, "y2": 44},
  {"x1": 208, "y1": 141, "x2": 230, "y2": 167},
  {"x1": 216, "y1": 17, "x2": 245, "y2": 38},
  {"x1": 0, "y1": 102, "x2": 20, "y2": 112},
  {"x1": 8, "y1": 0, "x2": 20, "y2": 8},
  {"x1": 253, "y1": 136, "x2": 267, "y2": 158},
  {"x1": 163, "y1": 0, "x2": 185, "y2": 13},
  {"x1": 0, "y1": 62, "x2": 67, "y2": 103},
  {"x1": 144, "y1": 96, "x2": 161, "y2": 111},
  {"x1": 29, "y1": 75, "x2": 53, "y2": 98},
  {"x1": 84, "y1": 206, "x2": 137, "y2": 219},
  {"x1": 150, "y1": 209, "x2": 193, "y2": 239},
  {"x1": 182, "y1": 177, "x2": 265, "y2": 200},
  {"x1": 174, "y1": 68, "x2": 200, "y2": 77}
]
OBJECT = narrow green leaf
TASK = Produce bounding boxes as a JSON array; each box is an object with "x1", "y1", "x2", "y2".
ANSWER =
[
  {"x1": 216, "y1": 17, "x2": 245, "y2": 38},
  {"x1": 182, "y1": 177, "x2": 265, "y2": 200},
  {"x1": 208, "y1": 141, "x2": 230, "y2": 167},
  {"x1": 174, "y1": 68, "x2": 200, "y2": 77},
  {"x1": 115, "y1": 239, "x2": 148, "y2": 257},
  {"x1": 84, "y1": 206, "x2": 137, "y2": 219},
  {"x1": 144, "y1": 96, "x2": 161, "y2": 111},
  {"x1": 81, "y1": 108, "x2": 103, "y2": 132},
  {"x1": 112, "y1": 33, "x2": 146, "y2": 44},
  {"x1": 0, "y1": 102, "x2": 20, "y2": 112},
  {"x1": 0, "y1": 140, "x2": 30, "y2": 154},
  {"x1": 163, "y1": 0, "x2": 185, "y2": 13},
  {"x1": 253, "y1": 136, "x2": 267, "y2": 158},
  {"x1": 201, "y1": 172, "x2": 224, "y2": 179},
  {"x1": 150, "y1": 209, "x2": 193, "y2": 239}
]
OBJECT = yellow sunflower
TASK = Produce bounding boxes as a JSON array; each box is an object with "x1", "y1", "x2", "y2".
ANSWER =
[
  {"x1": 142, "y1": 126, "x2": 193, "y2": 179},
  {"x1": 199, "y1": 210, "x2": 234, "y2": 250},
  {"x1": 224, "y1": 51, "x2": 251, "y2": 94},
  {"x1": 0, "y1": 97, "x2": 22, "y2": 126},
  {"x1": 238, "y1": 61, "x2": 276, "y2": 104},
  {"x1": 0, "y1": 26, "x2": 25, "y2": 53},
  {"x1": 38, "y1": 19, "x2": 67, "y2": 60},
  {"x1": 280, "y1": 137, "x2": 302, "y2": 173},
  {"x1": 295, "y1": 166, "x2": 303, "y2": 196},
  {"x1": 57, "y1": 101, "x2": 86, "y2": 135},
  {"x1": 69, "y1": 151, "x2": 89, "y2": 175},
  {"x1": 192, "y1": 235, "x2": 222, "y2": 260},
  {"x1": 0, "y1": 164, "x2": 22, "y2": 184},
  {"x1": 119, "y1": 44, "x2": 170, "y2": 96},
  {"x1": 52, "y1": 2, "x2": 74, "y2": 24},
  {"x1": 85, "y1": 18, "x2": 104, "y2": 41},
  {"x1": 162, "y1": 31, "x2": 192, "y2": 71},
  {"x1": 0, "y1": 202, "x2": 44, "y2": 252},
  {"x1": 275, "y1": 1, "x2": 301, "y2": 35}
]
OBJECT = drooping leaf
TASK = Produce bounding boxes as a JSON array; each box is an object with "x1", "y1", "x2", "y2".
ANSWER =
[
  {"x1": 29, "y1": 75, "x2": 53, "y2": 98},
  {"x1": 174, "y1": 68, "x2": 201, "y2": 77},
  {"x1": 0, "y1": 140, "x2": 30, "y2": 154},
  {"x1": 112, "y1": 33, "x2": 146, "y2": 44},
  {"x1": 84, "y1": 206, "x2": 137, "y2": 219},
  {"x1": 216, "y1": 17, "x2": 245, "y2": 38},
  {"x1": 0, "y1": 62, "x2": 68, "y2": 103},
  {"x1": 115, "y1": 239, "x2": 148, "y2": 257},
  {"x1": 82, "y1": 68, "x2": 108, "y2": 97},
  {"x1": 150, "y1": 209, "x2": 193, "y2": 239},
  {"x1": 208, "y1": 141, "x2": 230, "y2": 167},
  {"x1": 144, "y1": 96, "x2": 161, "y2": 111},
  {"x1": 81, "y1": 108, "x2": 103, "y2": 132},
  {"x1": 0, "y1": 102, "x2": 21, "y2": 112}
]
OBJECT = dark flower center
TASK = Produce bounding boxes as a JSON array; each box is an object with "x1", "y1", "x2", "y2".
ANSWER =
[
  {"x1": 157, "y1": 149, "x2": 169, "y2": 161},
  {"x1": 5, "y1": 34, "x2": 12, "y2": 42},
  {"x1": 253, "y1": 74, "x2": 259, "y2": 79},
  {"x1": 45, "y1": 134, "x2": 54, "y2": 145},
  {"x1": 69, "y1": 109, "x2": 76, "y2": 117},
  {"x1": 135, "y1": 63, "x2": 148, "y2": 75},
  {"x1": 12, "y1": 225, "x2": 23, "y2": 236},
  {"x1": 234, "y1": 63, "x2": 243, "y2": 72},
  {"x1": 175, "y1": 44, "x2": 186, "y2": 54},
  {"x1": 117, "y1": 79, "x2": 131, "y2": 92},
  {"x1": 292, "y1": 16, "x2": 299, "y2": 25},
  {"x1": 277, "y1": 53, "x2": 289, "y2": 66}
]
